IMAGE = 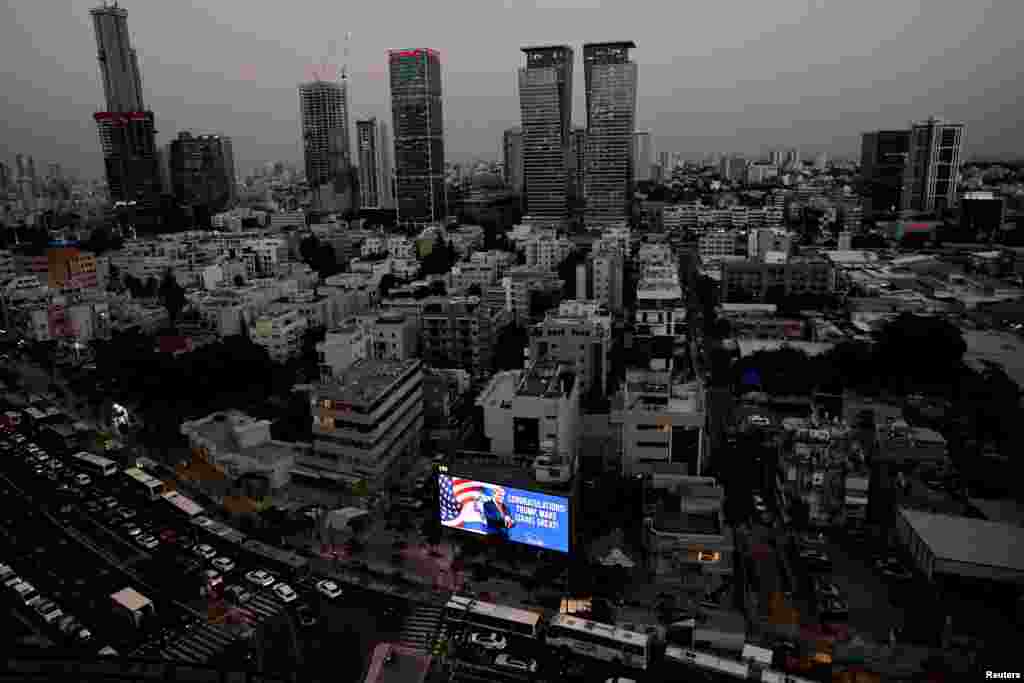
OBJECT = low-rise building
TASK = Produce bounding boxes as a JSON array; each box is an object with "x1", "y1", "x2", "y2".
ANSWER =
[
  {"x1": 249, "y1": 309, "x2": 307, "y2": 363},
  {"x1": 528, "y1": 300, "x2": 612, "y2": 398},
  {"x1": 420, "y1": 295, "x2": 510, "y2": 378},
  {"x1": 317, "y1": 322, "x2": 370, "y2": 380},
  {"x1": 719, "y1": 258, "x2": 835, "y2": 303}
]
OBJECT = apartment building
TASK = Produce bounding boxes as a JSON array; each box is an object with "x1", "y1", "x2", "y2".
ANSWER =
[
  {"x1": 317, "y1": 322, "x2": 370, "y2": 380},
  {"x1": 505, "y1": 266, "x2": 564, "y2": 324},
  {"x1": 249, "y1": 309, "x2": 308, "y2": 363},
  {"x1": 698, "y1": 230, "x2": 743, "y2": 263},
  {"x1": 363, "y1": 312, "x2": 418, "y2": 361},
  {"x1": 307, "y1": 359, "x2": 424, "y2": 483},
  {"x1": 523, "y1": 231, "x2": 574, "y2": 272},
  {"x1": 476, "y1": 359, "x2": 580, "y2": 460},
  {"x1": 747, "y1": 228, "x2": 793, "y2": 262},
  {"x1": 528, "y1": 300, "x2": 612, "y2": 397},
  {"x1": 576, "y1": 246, "x2": 624, "y2": 314},
  {"x1": 719, "y1": 258, "x2": 835, "y2": 303},
  {"x1": 447, "y1": 261, "x2": 498, "y2": 292},
  {"x1": 420, "y1": 295, "x2": 510, "y2": 378}
]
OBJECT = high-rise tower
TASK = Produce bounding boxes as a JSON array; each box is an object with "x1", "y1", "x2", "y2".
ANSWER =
[
  {"x1": 299, "y1": 79, "x2": 353, "y2": 210},
  {"x1": 388, "y1": 48, "x2": 446, "y2": 225},
  {"x1": 89, "y1": 3, "x2": 161, "y2": 207},
  {"x1": 169, "y1": 132, "x2": 237, "y2": 216},
  {"x1": 518, "y1": 45, "x2": 574, "y2": 225},
  {"x1": 583, "y1": 41, "x2": 638, "y2": 227},
  {"x1": 357, "y1": 117, "x2": 394, "y2": 210},
  {"x1": 860, "y1": 130, "x2": 910, "y2": 217},
  {"x1": 633, "y1": 130, "x2": 653, "y2": 183},
  {"x1": 502, "y1": 127, "x2": 523, "y2": 193},
  {"x1": 902, "y1": 117, "x2": 965, "y2": 214}
]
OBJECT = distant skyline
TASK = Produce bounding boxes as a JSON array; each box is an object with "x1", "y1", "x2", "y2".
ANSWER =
[{"x1": 1, "y1": 0, "x2": 1022, "y2": 178}]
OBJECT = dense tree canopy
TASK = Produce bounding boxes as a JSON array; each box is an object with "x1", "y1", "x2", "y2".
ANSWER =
[{"x1": 158, "y1": 270, "x2": 187, "y2": 328}]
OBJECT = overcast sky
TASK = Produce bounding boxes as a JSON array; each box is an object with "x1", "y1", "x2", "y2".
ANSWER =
[{"x1": 2, "y1": 0, "x2": 1022, "y2": 178}]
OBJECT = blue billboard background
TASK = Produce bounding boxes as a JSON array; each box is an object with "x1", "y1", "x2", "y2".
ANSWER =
[{"x1": 438, "y1": 474, "x2": 570, "y2": 553}]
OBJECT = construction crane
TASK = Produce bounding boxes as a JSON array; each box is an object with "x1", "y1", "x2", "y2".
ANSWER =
[{"x1": 321, "y1": 32, "x2": 351, "y2": 82}]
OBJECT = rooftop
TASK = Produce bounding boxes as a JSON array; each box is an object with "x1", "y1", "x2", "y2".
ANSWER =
[
  {"x1": 899, "y1": 507, "x2": 1024, "y2": 573},
  {"x1": 317, "y1": 359, "x2": 422, "y2": 408},
  {"x1": 516, "y1": 360, "x2": 576, "y2": 398}
]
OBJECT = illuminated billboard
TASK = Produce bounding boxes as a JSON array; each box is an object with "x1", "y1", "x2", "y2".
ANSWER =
[{"x1": 438, "y1": 473, "x2": 570, "y2": 553}]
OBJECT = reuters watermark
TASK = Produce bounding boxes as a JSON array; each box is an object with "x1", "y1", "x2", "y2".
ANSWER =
[{"x1": 985, "y1": 672, "x2": 1022, "y2": 680}]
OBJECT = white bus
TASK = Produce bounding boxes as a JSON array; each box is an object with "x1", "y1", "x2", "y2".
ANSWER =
[
  {"x1": 70, "y1": 452, "x2": 119, "y2": 478},
  {"x1": 664, "y1": 646, "x2": 750, "y2": 680},
  {"x1": 125, "y1": 467, "x2": 165, "y2": 501},
  {"x1": 444, "y1": 595, "x2": 543, "y2": 639},
  {"x1": 546, "y1": 614, "x2": 650, "y2": 670}
]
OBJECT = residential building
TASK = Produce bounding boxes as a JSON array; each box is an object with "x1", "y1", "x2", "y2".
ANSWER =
[
  {"x1": 719, "y1": 258, "x2": 835, "y2": 303},
  {"x1": 747, "y1": 228, "x2": 792, "y2": 262},
  {"x1": 318, "y1": 322, "x2": 370, "y2": 380},
  {"x1": 477, "y1": 359, "x2": 580, "y2": 460},
  {"x1": 169, "y1": 132, "x2": 236, "y2": 215},
  {"x1": 307, "y1": 358, "x2": 424, "y2": 483},
  {"x1": 363, "y1": 312, "x2": 418, "y2": 361},
  {"x1": 519, "y1": 46, "x2": 574, "y2": 224},
  {"x1": 698, "y1": 230, "x2": 742, "y2": 263},
  {"x1": 902, "y1": 117, "x2": 966, "y2": 214},
  {"x1": 505, "y1": 266, "x2": 564, "y2": 324},
  {"x1": 299, "y1": 79, "x2": 353, "y2": 209},
  {"x1": 419, "y1": 295, "x2": 510, "y2": 378},
  {"x1": 389, "y1": 48, "x2": 446, "y2": 224},
  {"x1": 356, "y1": 117, "x2": 391, "y2": 209},
  {"x1": 746, "y1": 162, "x2": 779, "y2": 185},
  {"x1": 578, "y1": 246, "x2": 623, "y2": 313},
  {"x1": 583, "y1": 42, "x2": 638, "y2": 226},
  {"x1": 248, "y1": 309, "x2": 308, "y2": 363},
  {"x1": 523, "y1": 230, "x2": 574, "y2": 271},
  {"x1": 502, "y1": 127, "x2": 523, "y2": 193},
  {"x1": 528, "y1": 299, "x2": 612, "y2": 397}
]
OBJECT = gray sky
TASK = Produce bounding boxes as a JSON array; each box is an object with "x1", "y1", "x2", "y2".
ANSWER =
[{"x1": 2, "y1": 0, "x2": 1022, "y2": 178}]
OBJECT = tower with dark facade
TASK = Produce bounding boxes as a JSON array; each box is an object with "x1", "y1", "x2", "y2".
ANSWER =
[
  {"x1": 299, "y1": 78, "x2": 354, "y2": 211},
  {"x1": 169, "y1": 132, "x2": 237, "y2": 218},
  {"x1": 90, "y1": 3, "x2": 161, "y2": 208},
  {"x1": 357, "y1": 117, "x2": 394, "y2": 210},
  {"x1": 583, "y1": 41, "x2": 638, "y2": 227},
  {"x1": 860, "y1": 130, "x2": 910, "y2": 217},
  {"x1": 902, "y1": 117, "x2": 965, "y2": 214},
  {"x1": 518, "y1": 45, "x2": 574, "y2": 225},
  {"x1": 388, "y1": 48, "x2": 446, "y2": 225}
]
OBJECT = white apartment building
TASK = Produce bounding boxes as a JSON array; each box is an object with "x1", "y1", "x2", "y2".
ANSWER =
[
  {"x1": 390, "y1": 258, "x2": 420, "y2": 281},
  {"x1": 307, "y1": 358, "x2": 424, "y2": 483},
  {"x1": 386, "y1": 236, "x2": 416, "y2": 259},
  {"x1": 528, "y1": 300, "x2": 613, "y2": 397},
  {"x1": 505, "y1": 266, "x2": 564, "y2": 324},
  {"x1": 448, "y1": 261, "x2": 498, "y2": 292},
  {"x1": 470, "y1": 250, "x2": 517, "y2": 279},
  {"x1": 747, "y1": 228, "x2": 793, "y2": 262},
  {"x1": 317, "y1": 322, "x2": 370, "y2": 380},
  {"x1": 587, "y1": 248, "x2": 624, "y2": 314},
  {"x1": 266, "y1": 290, "x2": 333, "y2": 329},
  {"x1": 249, "y1": 309, "x2": 308, "y2": 363},
  {"x1": 595, "y1": 225, "x2": 632, "y2": 256},
  {"x1": 0, "y1": 250, "x2": 17, "y2": 284},
  {"x1": 698, "y1": 230, "x2": 741, "y2": 263},
  {"x1": 477, "y1": 360, "x2": 580, "y2": 461},
  {"x1": 523, "y1": 231, "x2": 574, "y2": 272},
  {"x1": 361, "y1": 235, "x2": 387, "y2": 258}
]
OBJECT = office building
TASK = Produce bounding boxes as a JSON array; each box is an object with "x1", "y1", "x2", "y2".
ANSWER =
[
  {"x1": 634, "y1": 130, "x2": 653, "y2": 183},
  {"x1": 861, "y1": 130, "x2": 911, "y2": 217},
  {"x1": 356, "y1": 117, "x2": 392, "y2": 210},
  {"x1": 308, "y1": 358, "x2": 424, "y2": 482},
  {"x1": 502, "y1": 127, "x2": 523, "y2": 193},
  {"x1": 169, "y1": 132, "x2": 236, "y2": 215},
  {"x1": 299, "y1": 79, "x2": 353, "y2": 208},
  {"x1": 519, "y1": 45, "x2": 574, "y2": 224},
  {"x1": 902, "y1": 117, "x2": 966, "y2": 214},
  {"x1": 90, "y1": 3, "x2": 161, "y2": 206},
  {"x1": 388, "y1": 48, "x2": 446, "y2": 224},
  {"x1": 583, "y1": 42, "x2": 638, "y2": 226}
]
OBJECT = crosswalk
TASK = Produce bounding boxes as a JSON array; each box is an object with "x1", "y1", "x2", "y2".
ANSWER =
[
  {"x1": 225, "y1": 593, "x2": 287, "y2": 626},
  {"x1": 397, "y1": 604, "x2": 444, "y2": 653}
]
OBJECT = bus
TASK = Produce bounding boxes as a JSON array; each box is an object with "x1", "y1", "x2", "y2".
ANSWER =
[
  {"x1": 70, "y1": 452, "x2": 119, "y2": 478},
  {"x1": 444, "y1": 595, "x2": 543, "y2": 639},
  {"x1": 664, "y1": 647, "x2": 750, "y2": 680},
  {"x1": 125, "y1": 467, "x2": 166, "y2": 501},
  {"x1": 545, "y1": 614, "x2": 650, "y2": 670}
]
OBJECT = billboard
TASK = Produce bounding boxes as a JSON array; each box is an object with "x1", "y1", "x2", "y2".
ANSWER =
[{"x1": 438, "y1": 473, "x2": 570, "y2": 553}]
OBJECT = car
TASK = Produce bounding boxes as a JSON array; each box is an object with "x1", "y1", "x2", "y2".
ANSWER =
[
  {"x1": 35, "y1": 599, "x2": 64, "y2": 624},
  {"x1": 877, "y1": 560, "x2": 913, "y2": 581},
  {"x1": 194, "y1": 544, "x2": 217, "y2": 560},
  {"x1": 178, "y1": 537, "x2": 195, "y2": 552},
  {"x1": 494, "y1": 654, "x2": 538, "y2": 673},
  {"x1": 123, "y1": 525, "x2": 142, "y2": 538},
  {"x1": 135, "y1": 534, "x2": 159, "y2": 550},
  {"x1": 272, "y1": 583, "x2": 297, "y2": 603},
  {"x1": 468, "y1": 632, "x2": 507, "y2": 651},
  {"x1": 295, "y1": 603, "x2": 318, "y2": 628},
  {"x1": 819, "y1": 598, "x2": 849, "y2": 621},
  {"x1": 245, "y1": 570, "x2": 276, "y2": 588},
  {"x1": 813, "y1": 579, "x2": 842, "y2": 599},
  {"x1": 748, "y1": 415, "x2": 771, "y2": 427},
  {"x1": 117, "y1": 508, "x2": 137, "y2": 521},
  {"x1": 0, "y1": 564, "x2": 14, "y2": 581},
  {"x1": 799, "y1": 549, "x2": 832, "y2": 570},
  {"x1": 225, "y1": 584, "x2": 253, "y2": 605},
  {"x1": 193, "y1": 516, "x2": 214, "y2": 528},
  {"x1": 212, "y1": 557, "x2": 235, "y2": 573},
  {"x1": 315, "y1": 579, "x2": 342, "y2": 599},
  {"x1": 99, "y1": 497, "x2": 118, "y2": 510}
]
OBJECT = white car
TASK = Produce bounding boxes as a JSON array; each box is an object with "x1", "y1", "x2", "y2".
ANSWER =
[
  {"x1": 194, "y1": 544, "x2": 217, "y2": 560},
  {"x1": 245, "y1": 570, "x2": 276, "y2": 588},
  {"x1": 136, "y1": 534, "x2": 159, "y2": 550},
  {"x1": 749, "y1": 415, "x2": 770, "y2": 427},
  {"x1": 468, "y1": 632, "x2": 507, "y2": 651},
  {"x1": 193, "y1": 516, "x2": 214, "y2": 528},
  {"x1": 272, "y1": 582, "x2": 297, "y2": 604},
  {"x1": 212, "y1": 557, "x2": 235, "y2": 573},
  {"x1": 35, "y1": 599, "x2": 64, "y2": 624},
  {"x1": 315, "y1": 579, "x2": 342, "y2": 599},
  {"x1": 495, "y1": 654, "x2": 537, "y2": 673}
]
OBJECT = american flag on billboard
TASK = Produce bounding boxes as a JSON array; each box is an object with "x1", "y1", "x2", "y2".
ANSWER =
[{"x1": 439, "y1": 474, "x2": 514, "y2": 532}]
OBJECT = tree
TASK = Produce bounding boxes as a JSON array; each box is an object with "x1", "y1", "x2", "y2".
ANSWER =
[
  {"x1": 556, "y1": 251, "x2": 585, "y2": 299},
  {"x1": 429, "y1": 279, "x2": 447, "y2": 296},
  {"x1": 378, "y1": 273, "x2": 398, "y2": 298},
  {"x1": 494, "y1": 324, "x2": 527, "y2": 371},
  {"x1": 875, "y1": 314, "x2": 966, "y2": 392},
  {"x1": 466, "y1": 283, "x2": 482, "y2": 297},
  {"x1": 124, "y1": 274, "x2": 144, "y2": 299},
  {"x1": 159, "y1": 270, "x2": 187, "y2": 328},
  {"x1": 299, "y1": 235, "x2": 320, "y2": 264},
  {"x1": 144, "y1": 276, "x2": 159, "y2": 299},
  {"x1": 233, "y1": 274, "x2": 246, "y2": 287}
]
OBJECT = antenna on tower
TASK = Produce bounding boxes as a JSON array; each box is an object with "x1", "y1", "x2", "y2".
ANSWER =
[{"x1": 340, "y1": 31, "x2": 352, "y2": 81}]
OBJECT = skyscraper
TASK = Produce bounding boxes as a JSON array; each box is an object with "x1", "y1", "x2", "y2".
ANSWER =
[
  {"x1": 356, "y1": 117, "x2": 390, "y2": 210},
  {"x1": 583, "y1": 41, "x2": 638, "y2": 226},
  {"x1": 388, "y1": 48, "x2": 446, "y2": 225},
  {"x1": 633, "y1": 130, "x2": 653, "y2": 183},
  {"x1": 169, "y1": 132, "x2": 237, "y2": 216},
  {"x1": 0, "y1": 162, "x2": 9, "y2": 193},
  {"x1": 861, "y1": 130, "x2": 910, "y2": 217},
  {"x1": 299, "y1": 79, "x2": 353, "y2": 208},
  {"x1": 571, "y1": 128, "x2": 587, "y2": 200},
  {"x1": 90, "y1": 3, "x2": 161, "y2": 206},
  {"x1": 518, "y1": 45, "x2": 574, "y2": 224},
  {"x1": 902, "y1": 117, "x2": 965, "y2": 214},
  {"x1": 502, "y1": 127, "x2": 523, "y2": 193}
]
